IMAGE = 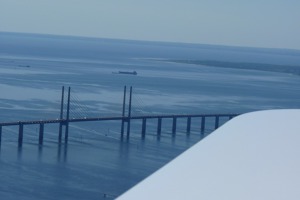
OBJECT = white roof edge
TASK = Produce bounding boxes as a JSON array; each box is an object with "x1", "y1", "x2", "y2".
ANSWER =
[{"x1": 117, "y1": 109, "x2": 300, "y2": 200}]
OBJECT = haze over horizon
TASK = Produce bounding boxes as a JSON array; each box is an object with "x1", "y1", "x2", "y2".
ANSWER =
[{"x1": 1, "y1": 0, "x2": 300, "y2": 50}]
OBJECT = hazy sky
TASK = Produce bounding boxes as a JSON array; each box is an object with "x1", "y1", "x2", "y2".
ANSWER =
[{"x1": 1, "y1": 0, "x2": 300, "y2": 49}]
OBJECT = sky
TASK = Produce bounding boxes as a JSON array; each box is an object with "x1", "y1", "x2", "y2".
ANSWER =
[{"x1": 1, "y1": 0, "x2": 300, "y2": 50}]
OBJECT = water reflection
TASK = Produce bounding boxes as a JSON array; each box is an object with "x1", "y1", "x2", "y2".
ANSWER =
[
  {"x1": 17, "y1": 146, "x2": 22, "y2": 161},
  {"x1": 57, "y1": 143, "x2": 68, "y2": 162},
  {"x1": 38, "y1": 145, "x2": 43, "y2": 161}
]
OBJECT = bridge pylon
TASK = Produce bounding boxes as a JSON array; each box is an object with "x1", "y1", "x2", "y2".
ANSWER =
[
  {"x1": 121, "y1": 85, "x2": 133, "y2": 139},
  {"x1": 58, "y1": 86, "x2": 71, "y2": 144}
]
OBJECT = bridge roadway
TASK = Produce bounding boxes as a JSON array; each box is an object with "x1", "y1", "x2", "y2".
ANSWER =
[
  {"x1": 0, "y1": 113, "x2": 239, "y2": 147},
  {"x1": 0, "y1": 113, "x2": 238, "y2": 126}
]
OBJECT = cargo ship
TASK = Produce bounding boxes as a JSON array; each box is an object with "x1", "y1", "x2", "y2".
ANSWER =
[{"x1": 113, "y1": 71, "x2": 137, "y2": 75}]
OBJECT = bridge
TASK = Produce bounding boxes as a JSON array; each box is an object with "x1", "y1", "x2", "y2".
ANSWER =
[{"x1": 0, "y1": 86, "x2": 239, "y2": 147}]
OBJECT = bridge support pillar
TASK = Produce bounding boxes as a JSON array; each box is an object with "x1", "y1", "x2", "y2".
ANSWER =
[
  {"x1": 126, "y1": 120, "x2": 131, "y2": 139},
  {"x1": 157, "y1": 118, "x2": 162, "y2": 137},
  {"x1": 65, "y1": 122, "x2": 69, "y2": 144},
  {"x1": 126, "y1": 86, "x2": 132, "y2": 139},
  {"x1": 201, "y1": 116, "x2": 205, "y2": 135},
  {"x1": 39, "y1": 123, "x2": 44, "y2": 145},
  {"x1": 187, "y1": 117, "x2": 191, "y2": 134},
  {"x1": 65, "y1": 87, "x2": 71, "y2": 144},
  {"x1": 121, "y1": 86, "x2": 126, "y2": 138},
  {"x1": 215, "y1": 116, "x2": 220, "y2": 129},
  {"x1": 59, "y1": 86, "x2": 65, "y2": 143},
  {"x1": 141, "y1": 118, "x2": 147, "y2": 139},
  {"x1": 0, "y1": 125, "x2": 2, "y2": 146},
  {"x1": 58, "y1": 123, "x2": 63, "y2": 143},
  {"x1": 121, "y1": 119, "x2": 125, "y2": 137},
  {"x1": 18, "y1": 123, "x2": 23, "y2": 147},
  {"x1": 172, "y1": 117, "x2": 177, "y2": 136}
]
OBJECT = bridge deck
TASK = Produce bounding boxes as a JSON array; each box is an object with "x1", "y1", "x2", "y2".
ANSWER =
[{"x1": 0, "y1": 113, "x2": 238, "y2": 126}]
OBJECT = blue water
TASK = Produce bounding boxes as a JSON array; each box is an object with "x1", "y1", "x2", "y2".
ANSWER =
[{"x1": 0, "y1": 32, "x2": 300, "y2": 199}]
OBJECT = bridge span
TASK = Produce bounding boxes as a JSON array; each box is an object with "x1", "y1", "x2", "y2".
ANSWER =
[{"x1": 0, "y1": 86, "x2": 239, "y2": 147}]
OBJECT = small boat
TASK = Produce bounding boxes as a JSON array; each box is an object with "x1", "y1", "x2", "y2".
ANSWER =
[{"x1": 113, "y1": 71, "x2": 137, "y2": 75}]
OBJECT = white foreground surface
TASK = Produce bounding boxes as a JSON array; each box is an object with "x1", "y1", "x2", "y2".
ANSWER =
[{"x1": 117, "y1": 109, "x2": 300, "y2": 200}]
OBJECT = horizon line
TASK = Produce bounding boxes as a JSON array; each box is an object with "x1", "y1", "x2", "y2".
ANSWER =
[{"x1": 1, "y1": 31, "x2": 300, "y2": 52}]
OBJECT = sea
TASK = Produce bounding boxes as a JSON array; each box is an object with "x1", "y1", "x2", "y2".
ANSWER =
[{"x1": 0, "y1": 32, "x2": 300, "y2": 199}]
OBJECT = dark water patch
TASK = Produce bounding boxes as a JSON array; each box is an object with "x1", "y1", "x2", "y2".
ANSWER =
[{"x1": 169, "y1": 60, "x2": 300, "y2": 76}]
